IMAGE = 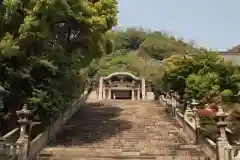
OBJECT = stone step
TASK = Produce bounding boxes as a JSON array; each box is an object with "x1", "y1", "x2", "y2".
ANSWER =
[
  {"x1": 40, "y1": 144, "x2": 200, "y2": 155},
  {"x1": 37, "y1": 157, "x2": 206, "y2": 160},
  {"x1": 53, "y1": 141, "x2": 185, "y2": 146},
  {"x1": 65, "y1": 136, "x2": 182, "y2": 139},
  {"x1": 37, "y1": 154, "x2": 205, "y2": 160},
  {"x1": 69, "y1": 143, "x2": 198, "y2": 148},
  {"x1": 37, "y1": 101, "x2": 207, "y2": 160},
  {"x1": 63, "y1": 131, "x2": 181, "y2": 135},
  {"x1": 61, "y1": 134, "x2": 181, "y2": 138},
  {"x1": 54, "y1": 136, "x2": 181, "y2": 140}
]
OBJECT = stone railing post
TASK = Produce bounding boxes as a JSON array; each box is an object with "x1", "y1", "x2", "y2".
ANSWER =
[
  {"x1": 170, "y1": 91, "x2": 177, "y2": 117},
  {"x1": 184, "y1": 104, "x2": 195, "y2": 123},
  {"x1": 168, "y1": 93, "x2": 173, "y2": 106},
  {"x1": 0, "y1": 138, "x2": 8, "y2": 160},
  {"x1": 161, "y1": 93, "x2": 166, "y2": 107},
  {"x1": 216, "y1": 105, "x2": 229, "y2": 160},
  {"x1": 164, "y1": 94, "x2": 168, "y2": 107},
  {"x1": 159, "y1": 94, "x2": 161, "y2": 104},
  {"x1": 233, "y1": 150, "x2": 240, "y2": 160},
  {"x1": 173, "y1": 93, "x2": 181, "y2": 116},
  {"x1": 169, "y1": 90, "x2": 173, "y2": 106},
  {"x1": 191, "y1": 99, "x2": 200, "y2": 145},
  {"x1": 223, "y1": 145, "x2": 240, "y2": 160},
  {"x1": 165, "y1": 92, "x2": 172, "y2": 114},
  {"x1": 168, "y1": 91, "x2": 173, "y2": 116},
  {"x1": 173, "y1": 93, "x2": 178, "y2": 107},
  {"x1": 175, "y1": 103, "x2": 180, "y2": 115}
]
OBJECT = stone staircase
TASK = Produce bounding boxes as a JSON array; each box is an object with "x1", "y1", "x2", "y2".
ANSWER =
[{"x1": 36, "y1": 100, "x2": 208, "y2": 160}]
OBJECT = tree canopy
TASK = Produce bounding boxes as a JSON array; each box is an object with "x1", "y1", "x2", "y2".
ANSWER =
[
  {"x1": 158, "y1": 52, "x2": 240, "y2": 104},
  {"x1": 0, "y1": 0, "x2": 118, "y2": 131},
  {"x1": 96, "y1": 28, "x2": 203, "y2": 80}
]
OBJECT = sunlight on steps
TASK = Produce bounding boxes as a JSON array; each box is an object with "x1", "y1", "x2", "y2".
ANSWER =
[{"x1": 36, "y1": 100, "x2": 208, "y2": 160}]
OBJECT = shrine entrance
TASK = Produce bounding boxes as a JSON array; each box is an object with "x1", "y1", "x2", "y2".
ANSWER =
[
  {"x1": 111, "y1": 90, "x2": 131, "y2": 99},
  {"x1": 98, "y1": 72, "x2": 146, "y2": 100}
]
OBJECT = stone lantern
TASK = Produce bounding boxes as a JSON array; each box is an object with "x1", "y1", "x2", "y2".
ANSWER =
[
  {"x1": 15, "y1": 105, "x2": 33, "y2": 160},
  {"x1": 216, "y1": 105, "x2": 229, "y2": 160},
  {"x1": 191, "y1": 99, "x2": 200, "y2": 144},
  {"x1": 16, "y1": 105, "x2": 32, "y2": 140},
  {"x1": 216, "y1": 106, "x2": 228, "y2": 141}
]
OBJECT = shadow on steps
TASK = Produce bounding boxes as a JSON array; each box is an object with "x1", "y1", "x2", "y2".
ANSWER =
[{"x1": 48, "y1": 102, "x2": 133, "y2": 147}]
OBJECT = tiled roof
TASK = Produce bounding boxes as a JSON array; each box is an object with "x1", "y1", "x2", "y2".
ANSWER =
[
  {"x1": 228, "y1": 45, "x2": 240, "y2": 52},
  {"x1": 219, "y1": 52, "x2": 240, "y2": 65}
]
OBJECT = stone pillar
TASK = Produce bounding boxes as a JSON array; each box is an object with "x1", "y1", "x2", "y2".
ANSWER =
[
  {"x1": 131, "y1": 89, "x2": 134, "y2": 100},
  {"x1": 216, "y1": 105, "x2": 229, "y2": 160},
  {"x1": 192, "y1": 104, "x2": 200, "y2": 145},
  {"x1": 0, "y1": 139, "x2": 8, "y2": 160},
  {"x1": 184, "y1": 105, "x2": 194, "y2": 123},
  {"x1": 137, "y1": 88, "x2": 140, "y2": 100},
  {"x1": 108, "y1": 80, "x2": 111, "y2": 99},
  {"x1": 141, "y1": 78, "x2": 146, "y2": 100},
  {"x1": 108, "y1": 88, "x2": 111, "y2": 99},
  {"x1": 132, "y1": 80, "x2": 135, "y2": 100},
  {"x1": 102, "y1": 87, "x2": 106, "y2": 100},
  {"x1": 169, "y1": 91, "x2": 173, "y2": 106},
  {"x1": 98, "y1": 77, "x2": 103, "y2": 100}
]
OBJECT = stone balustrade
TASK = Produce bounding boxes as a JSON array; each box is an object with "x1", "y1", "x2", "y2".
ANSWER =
[
  {"x1": 224, "y1": 145, "x2": 240, "y2": 160},
  {"x1": 0, "y1": 89, "x2": 91, "y2": 160},
  {"x1": 0, "y1": 128, "x2": 20, "y2": 159},
  {"x1": 159, "y1": 93, "x2": 240, "y2": 160}
]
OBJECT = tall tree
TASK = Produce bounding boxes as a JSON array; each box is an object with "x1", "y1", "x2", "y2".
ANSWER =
[{"x1": 0, "y1": 0, "x2": 117, "y2": 131}]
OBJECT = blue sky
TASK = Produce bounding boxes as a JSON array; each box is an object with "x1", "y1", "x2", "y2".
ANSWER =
[{"x1": 117, "y1": 0, "x2": 240, "y2": 51}]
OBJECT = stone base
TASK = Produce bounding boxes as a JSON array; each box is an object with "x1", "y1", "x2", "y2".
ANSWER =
[
  {"x1": 88, "y1": 90, "x2": 98, "y2": 101},
  {"x1": 146, "y1": 92, "x2": 154, "y2": 101}
]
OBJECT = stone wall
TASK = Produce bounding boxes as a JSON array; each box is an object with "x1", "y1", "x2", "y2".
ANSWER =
[
  {"x1": 175, "y1": 111, "x2": 217, "y2": 159},
  {"x1": 0, "y1": 89, "x2": 91, "y2": 160},
  {"x1": 28, "y1": 90, "x2": 90, "y2": 159},
  {"x1": 159, "y1": 94, "x2": 240, "y2": 160}
]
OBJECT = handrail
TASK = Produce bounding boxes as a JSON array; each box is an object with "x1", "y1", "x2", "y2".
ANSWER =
[
  {"x1": 162, "y1": 94, "x2": 234, "y2": 134},
  {"x1": 160, "y1": 94, "x2": 216, "y2": 159},
  {"x1": 1, "y1": 128, "x2": 19, "y2": 140},
  {"x1": 160, "y1": 92, "x2": 240, "y2": 160},
  {"x1": 0, "y1": 128, "x2": 20, "y2": 159},
  {"x1": 28, "y1": 88, "x2": 91, "y2": 159},
  {"x1": 224, "y1": 145, "x2": 240, "y2": 160},
  {"x1": 0, "y1": 88, "x2": 92, "y2": 160}
]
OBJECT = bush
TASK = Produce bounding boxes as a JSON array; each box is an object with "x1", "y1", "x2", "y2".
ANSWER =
[{"x1": 221, "y1": 89, "x2": 233, "y2": 102}]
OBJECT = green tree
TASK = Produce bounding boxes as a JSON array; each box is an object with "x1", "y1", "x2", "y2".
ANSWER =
[
  {"x1": 0, "y1": 0, "x2": 117, "y2": 132},
  {"x1": 138, "y1": 31, "x2": 203, "y2": 61},
  {"x1": 112, "y1": 27, "x2": 148, "y2": 52},
  {"x1": 157, "y1": 52, "x2": 240, "y2": 102},
  {"x1": 228, "y1": 106, "x2": 240, "y2": 142},
  {"x1": 185, "y1": 73, "x2": 221, "y2": 101}
]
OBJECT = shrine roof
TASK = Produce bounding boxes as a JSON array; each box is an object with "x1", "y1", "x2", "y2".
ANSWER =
[{"x1": 104, "y1": 72, "x2": 140, "y2": 80}]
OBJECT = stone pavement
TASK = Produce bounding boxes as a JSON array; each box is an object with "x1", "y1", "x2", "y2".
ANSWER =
[{"x1": 37, "y1": 100, "x2": 208, "y2": 160}]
